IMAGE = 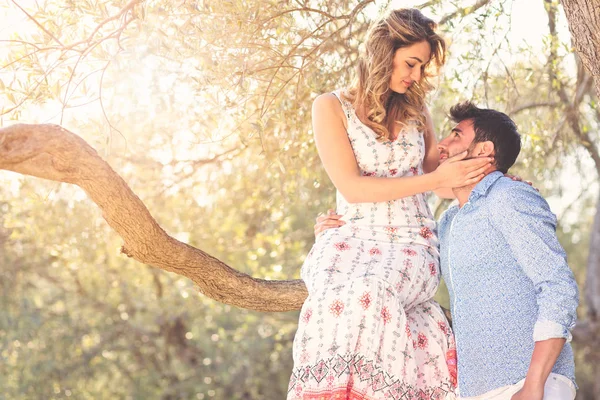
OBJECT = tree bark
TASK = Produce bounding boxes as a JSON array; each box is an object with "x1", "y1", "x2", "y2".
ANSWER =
[
  {"x1": 0, "y1": 123, "x2": 308, "y2": 312},
  {"x1": 585, "y1": 192, "x2": 600, "y2": 320},
  {"x1": 561, "y1": 0, "x2": 600, "y2": 323},
  {"x1": 560, "y1": 2, "x2": 600, "y2": 397},
  {"x1": 561, "y1": 0, "x2": 600, "y2": 97}
]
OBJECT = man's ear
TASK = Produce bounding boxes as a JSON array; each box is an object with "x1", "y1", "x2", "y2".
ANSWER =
[{"x1": 475, "y1": 141, "x2": 495, "y2": 157}]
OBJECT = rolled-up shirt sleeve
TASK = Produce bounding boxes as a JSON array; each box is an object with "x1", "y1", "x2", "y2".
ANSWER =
[{"x1": 491, "y1": 183, "x2": 579, "y2": 342}]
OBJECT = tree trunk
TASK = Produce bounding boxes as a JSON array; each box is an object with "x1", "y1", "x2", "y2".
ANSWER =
[
  {"x1": 580, "y1": 190, "x2": 600, "y2": 399},
  {"x1": 586, "y1": 192, "x2": 600, "y2": 320},
  {"x1": 561, "y1": 0, "x2": 600, "y2": 97},
  {"x1": 560, "y1": 2, "x2": 600, "y2": 397}
]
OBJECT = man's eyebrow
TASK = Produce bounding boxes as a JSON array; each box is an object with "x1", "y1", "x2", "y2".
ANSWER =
[{"x1": 452, "y1": 127, "x2": 462, "y2": 133}]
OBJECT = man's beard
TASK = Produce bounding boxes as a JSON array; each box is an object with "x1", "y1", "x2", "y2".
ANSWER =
[
  {"x1": 451, "y1": 143, "x2": 477, "y2": 160},
  {"x1": 439, "y1": 143, "x2": 477, "y2": 164}
]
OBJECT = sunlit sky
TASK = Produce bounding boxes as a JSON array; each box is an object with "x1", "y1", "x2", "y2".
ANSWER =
[{"x1": 0, "y1": 1, "x2": 593, "y2": 224}]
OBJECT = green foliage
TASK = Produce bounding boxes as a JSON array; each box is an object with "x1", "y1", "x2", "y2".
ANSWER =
[{"x1": 1, "y1": 0, "x2": 599, "y2": 398}]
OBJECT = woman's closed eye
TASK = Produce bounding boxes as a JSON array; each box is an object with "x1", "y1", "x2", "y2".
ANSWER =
[{"x1": 406, "y1": 62, "x2": 415, "y2": 68}]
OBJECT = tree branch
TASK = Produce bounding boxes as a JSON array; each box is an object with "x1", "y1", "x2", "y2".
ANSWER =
[
  {"x1": 0, "y1": 124, "x2": 308, "y2": 312},
  {"x1": 438, "y1": 0, "x2": 492, "y2": 25},
  {"x1": 509, "y1": 102, "x2": 560, "y2": 115},
  {"x1": 62, "y1": 0, "x2": 142, "y2": 51},
  {"x1": 11, "y1": 0, "x2": 65, "y2": 47}
]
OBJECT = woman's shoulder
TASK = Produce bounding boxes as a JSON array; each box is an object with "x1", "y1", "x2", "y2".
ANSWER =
[
  {"x1": 314, "y1": 89, "x2": 350, "y2": 104},
  {"x1": 313, "y1": 90, "x2": 352, "y2": 118},
  {"x1": 313, "y1": 92, "x2": 339, "y2": 105}
]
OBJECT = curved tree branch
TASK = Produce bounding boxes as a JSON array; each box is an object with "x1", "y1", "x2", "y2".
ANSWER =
[{"x1": 0, "y1": 123, "x2": 308, "y2": 312}]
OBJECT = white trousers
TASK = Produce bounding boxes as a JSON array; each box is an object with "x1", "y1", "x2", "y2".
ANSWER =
[{"x1": 460, "y1": 373, "x2": 576, "y2": 400}]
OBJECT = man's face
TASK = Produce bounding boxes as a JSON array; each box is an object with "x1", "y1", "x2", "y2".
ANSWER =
[{"x1": 438, "y1": 119, "x2": 477, "y2": 163}]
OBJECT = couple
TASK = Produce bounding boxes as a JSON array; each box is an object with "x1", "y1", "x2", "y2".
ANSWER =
[{"x1": 287, "y1": 8, "x2": 578, "y2": 400}]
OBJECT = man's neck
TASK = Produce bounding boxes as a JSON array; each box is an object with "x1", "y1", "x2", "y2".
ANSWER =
[
  {"x1": 453, "y1": 168, "x2": 498, "y2": 208},
  {"x1": 452, "y1": 185, "x2": 476, "y2": 208}
]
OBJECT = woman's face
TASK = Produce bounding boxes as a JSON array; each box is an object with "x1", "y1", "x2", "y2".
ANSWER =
[{"x1": 389, "y1": 40, "x2": 432, "y2": 94}]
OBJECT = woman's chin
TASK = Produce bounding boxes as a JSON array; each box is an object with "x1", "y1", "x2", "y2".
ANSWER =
[{"x1": 391, "y1": 86, "x2": 408, "y2": 94}]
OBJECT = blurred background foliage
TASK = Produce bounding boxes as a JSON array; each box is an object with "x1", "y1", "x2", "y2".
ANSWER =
[{"x1": 0, "y1": 0, "x2": 598, "y2": 398}]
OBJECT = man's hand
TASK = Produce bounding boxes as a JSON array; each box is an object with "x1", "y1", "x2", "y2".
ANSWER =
[
  {"x1": 510, "y1": 385, "x2": 543, "y2": 400},
  {"x1": 314, "y1": 209, "x2": 345, "y2": 238},
  {"x1": 512, "y1": 338, "x2": 567, "y2": 400}
]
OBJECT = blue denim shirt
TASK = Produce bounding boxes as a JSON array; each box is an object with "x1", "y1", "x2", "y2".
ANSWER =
[{"x1": 438, "y1": 171, "x2": 579, "y2": 397}]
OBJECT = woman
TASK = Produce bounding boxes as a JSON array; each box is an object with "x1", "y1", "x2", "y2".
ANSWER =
[{"x1": 287, "y1": 8, "x2": 492, "y2": 400}]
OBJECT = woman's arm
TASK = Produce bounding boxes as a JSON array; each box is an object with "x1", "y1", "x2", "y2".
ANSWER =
[
  {"x1": 422, "y1": 105, "x2": 440, "y2": 175},
  {"x1": 313, "y1": 94, "x2": 492, "y2": 204},
  {"x1": 421, "y1": 106, "x2": 456, "y2": 199}
]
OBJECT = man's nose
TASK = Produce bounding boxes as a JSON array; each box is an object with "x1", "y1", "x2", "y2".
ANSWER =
[{"x1": 438, "y1": 137, "x2": 448, "y2": 149}]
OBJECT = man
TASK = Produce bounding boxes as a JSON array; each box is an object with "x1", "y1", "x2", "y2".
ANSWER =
[{"x1": 314, "y1": 102, "x2": 579, "y2": 399}]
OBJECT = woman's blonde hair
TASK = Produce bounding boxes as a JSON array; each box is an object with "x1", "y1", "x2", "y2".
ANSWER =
[{"x1": 345, "y1": 9, "x2": 446, "y2": 141}]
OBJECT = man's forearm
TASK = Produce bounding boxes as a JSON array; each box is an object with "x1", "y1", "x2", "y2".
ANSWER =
[{"x1": 522, "y1": 338, "x2": 566, "y2": 391}]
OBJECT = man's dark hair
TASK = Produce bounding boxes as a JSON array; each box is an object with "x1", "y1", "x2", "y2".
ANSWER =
[{"x1": 449, "y1": 101, "x2": 521, "y2": 173}]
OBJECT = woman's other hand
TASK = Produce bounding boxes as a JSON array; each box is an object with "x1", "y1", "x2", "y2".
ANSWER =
[
  {"x1": 314, "y1": 209, "x2": 345, "y2": 238},
  {"x1": 505, "y1": 173, "x2": 538, "y2": 191}
]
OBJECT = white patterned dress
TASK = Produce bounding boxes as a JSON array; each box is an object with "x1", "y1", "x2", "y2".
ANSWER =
[{"x1": 287, "y1": 90, "x2": 457, "y2": 400}]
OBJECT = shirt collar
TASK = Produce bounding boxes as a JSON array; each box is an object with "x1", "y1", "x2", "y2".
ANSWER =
[{"x1": 469, "y1": 171, "x2": 503, "y2": 201}]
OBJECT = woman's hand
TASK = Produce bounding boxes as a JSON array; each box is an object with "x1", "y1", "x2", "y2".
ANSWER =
[
  {"x1": 505, "y1": 174, "x2": 538, "y2": 191},
  {"x1": 314, "y1": 209, "x2": 345, "y2": 238},
  {"x1": 432, "y1": 151, "x2": 493, "y2": 189}
]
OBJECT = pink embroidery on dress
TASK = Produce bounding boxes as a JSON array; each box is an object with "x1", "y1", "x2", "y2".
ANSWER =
[
  {"x1": 334, "y1": 242, "x2": 351, "y2": 251},
  {"x1": 420, "y1": 227, "x2": 433, "y2": 239},
  {"x1": 429, "y1": 262, "x2": 437, "y2": 276},
  {"x1": 417, "y1": 332, "x2": 429, "y2": 349},
  {"x1": 384, "y1": 226, "x2": 398, "y2": 235},
  {"x1": 329, "y1": 300, "x2": 344, "y2": 317},
  {"x1": 369, "y1": 247, "x2": 382, "y2": 256},
  {"x1": 381, "y1": 307, "x2": 391, "y2": 324},
  {"x1": 302, "y1": 308, "x2": 313, "y2": 323},
  {"x1": 438, "y1": 321, "x2": 448, "y2": 335},
  {"x1": 403, "y1": 248, "x2": 417, "y2": 256},
  {"x1": 359, "y1": 293, "x2": 372, "y2": 309},
  {"x1": 446, "y1": 349, "x2": 458, "y2": 387}
]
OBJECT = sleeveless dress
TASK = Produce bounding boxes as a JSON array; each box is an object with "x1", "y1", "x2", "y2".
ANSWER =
[{"x1": 287, "y1": 90, "x2": 457, "y2": 400}]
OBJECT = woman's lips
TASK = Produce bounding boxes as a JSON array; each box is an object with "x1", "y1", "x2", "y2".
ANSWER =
[{"x1": 403, "y1": 80, "x2": 412, "y2": 87}]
